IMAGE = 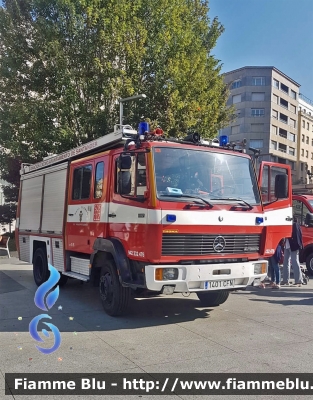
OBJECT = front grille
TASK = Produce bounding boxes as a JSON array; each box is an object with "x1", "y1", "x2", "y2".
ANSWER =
[{"x1": 162, "y1": 234, "x2": 261, "y2": 256}]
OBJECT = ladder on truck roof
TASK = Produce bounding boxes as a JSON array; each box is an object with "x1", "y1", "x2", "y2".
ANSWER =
[{"x1": 20, "y1": 125, "x2": 137, "y2": 175}]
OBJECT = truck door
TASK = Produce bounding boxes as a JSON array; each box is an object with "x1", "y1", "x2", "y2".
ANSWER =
[
  {"x1": 292, "y1": 197, "x2": 312, "y2": 255},
  {"x1": 66, "y1": 155, "x2": 108, "y2": 254},
  {"x1": 258, "y1": 162, "x2": 293, "y2": 255},
  {"x1": 108, "y1": 152, "x2": 148, "y2": 260}
]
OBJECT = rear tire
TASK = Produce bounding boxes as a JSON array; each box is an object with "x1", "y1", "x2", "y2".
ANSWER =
[
  {"x1": 33, "y1": 248, "x2": 49, "y2": 286},
  {"x1": 306, "y1": 253, "x2": 313, "y2": 276},
  {"x1": 99, "y1": 259, "x2": 131, "y2": 316},
  {"x1": 197, "y1": 290, "x2": 230, "y2": 307}
]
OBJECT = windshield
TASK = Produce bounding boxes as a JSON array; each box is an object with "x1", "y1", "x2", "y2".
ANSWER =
[{"x1": 153, "y1": 147, "x2": 261, "y2": 205}]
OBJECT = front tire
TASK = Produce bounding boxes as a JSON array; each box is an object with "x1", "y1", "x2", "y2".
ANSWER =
[
  {"x1": 33, "y1": 248, "x2": 49, "y2": 286},
  {"x1": 306, "y1": 253, "x2": 313, "y2": 276},
  {"x1": 99, "y1": 259, "x2": 131, "y2": 316},
  {"x1": 197, "y1": 290, "x2": 229, "y2": 307}
]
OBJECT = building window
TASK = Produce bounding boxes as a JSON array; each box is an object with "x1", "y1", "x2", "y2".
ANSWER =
[
  {"x1": 306, "y1": 150, "x2": 309, "y2": 158},
  {"x1": 271, "y1": 140, "x2": 277, "y2": 150},
  {"x1": 312, "y1": 139, "x2": 313, "y2": 146},
  {"x1": 250, "y1": 139, "x2": 263, "y2": 148},
  {"x1": 278, "y1": 143, "x2": 287, "y2": 153},
  {"x1": 252, "y1": 77, "x2": 265, "y2": 86},
  {"x1": 279, "y1": 128, "x2": 287, "y2": 139},
  {"x1": 302, "y1": 134, "x2": 305, "y2": 142},
  {"x1": 311, "y1": 153, "x2": 313, "y2": 160},
  {"x1": 231, "y1": 79, "x2": 241, "y2": 89},
  {"x1": 306, "y1": 136, "x2": 309, "y2": 144},
  {"x1": 252, "y1": 92, "x2": 265, "y2": 101},
  {"x1": 231, "y1": 125, "x2": 240, "y2": 134},
  {"x1": 232, "y1": 94, "x2": 241, "y2": 104},
  {"x1": 290, "y1": 104, "x2": 296, "y2": 114},
  {"x1": 251, "y1": 108, "x2": 264, "y2": 117},
  {"x1": 251, "y1": 123, "x2": 264, "y2": 132},
  {"x1": 280, "y1": 83, "x2": 289, "y2": 94},
  {"x1": 288, "y1": 160, "x2": 295, "y2": 170},
  {"x1": 279, "y1": 112, "x2": 288, "y2": 124},
  {"x1": 273, "y1": 78, "x2": 279, "y2": 88},
  {"x1": 307, "y1": 122, "x2": 310, "y2": 130},
  {"x1": 272, "y1": 125, "x2": 277, "y2": 135},
  {"x1": 273, "y1": 94, "x2": 278, "y2": 104},
  {"x1": 288, "y1": 132, "x2": 296, "y2": 142},
  {"x1": 280, "y1": 98, "x2": 288, "y2": 109},
  {"x1": 290, "y1": 90, "x2": 296, "y2": 99},
  {"x1": 301, "y1": 149, "x2": 304, "y2": 157},
  {"x1": 303, "y1": 120, "x2": 305, "y2": 128},
  {"x1": 289, "y1": 147, "x2": 295, "y2": 156},
  {"x1": 290, "y1": 118, "x2": 296, "y2": 128},
  {"x1": 272, "y1": 109, "x2": 278, "y2": 119}
]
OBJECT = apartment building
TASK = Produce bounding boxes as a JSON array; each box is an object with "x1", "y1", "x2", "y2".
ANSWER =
[
  {"x1": 297, "y1": 95, "x2": 313, "y2": 183},
  {"x1": 219, "y1": 66, "x2": 300, "y2": 181}
]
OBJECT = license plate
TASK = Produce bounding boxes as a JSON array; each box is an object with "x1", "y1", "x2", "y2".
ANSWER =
[{"x1": 204, "y1": 280, "x2": 234, "y2": 289}]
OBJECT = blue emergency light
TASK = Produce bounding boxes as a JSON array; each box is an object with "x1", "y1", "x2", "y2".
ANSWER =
[
  {"x1": 138, "y1": 121, "x2": 149, "y2": 136},
  {"x1": 219, "y1": 135, "x2": 228, "y2": 146},
  {"x1": 166, "y1": 214, "x2": 177, "y2": 223},
  {"x1": 255, "y1": 217, "x2": 264, "y2": 224}
]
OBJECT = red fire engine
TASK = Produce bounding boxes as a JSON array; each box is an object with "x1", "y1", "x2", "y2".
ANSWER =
[{"x1": 16, "y1": 120, "x2": 293, "y2": 315}]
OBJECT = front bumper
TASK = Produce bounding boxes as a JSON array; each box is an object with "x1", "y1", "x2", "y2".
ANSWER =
[{"x1": 145, "y1": 260, "x2": 267, "y2": 293}]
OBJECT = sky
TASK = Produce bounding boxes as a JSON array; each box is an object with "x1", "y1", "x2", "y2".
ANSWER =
[{"x1": 208, "y1": 0, "x2": 313, "y2": 99}]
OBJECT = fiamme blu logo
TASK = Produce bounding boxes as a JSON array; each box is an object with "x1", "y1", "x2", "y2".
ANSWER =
[{"x1": 29, "y1": 264, "x2": 61, "y2": 354}]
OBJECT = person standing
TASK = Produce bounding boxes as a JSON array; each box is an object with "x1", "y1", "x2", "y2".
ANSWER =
[
  {"x1": 281, "y1": 217, "x2": 303, "y2": 286},
  {"x1": 269, "y1": 239, "x2": 284, "y2": 288}
]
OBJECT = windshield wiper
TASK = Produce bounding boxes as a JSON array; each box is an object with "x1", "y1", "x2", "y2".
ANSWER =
[
  {"x1": 211, "y1": 197, "x2": 253, "y2": 210},
  {"x1": 159, "y1": 194, "x2": 213, "y2": 208}
]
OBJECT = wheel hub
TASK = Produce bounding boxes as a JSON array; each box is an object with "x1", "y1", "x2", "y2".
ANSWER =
[{"x1": 100, "y1": 273, "x2": 113, "y2": 305}]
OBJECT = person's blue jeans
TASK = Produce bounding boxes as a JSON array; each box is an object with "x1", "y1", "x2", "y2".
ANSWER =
[
  {"x1": 269, "y1": 256, "x2": 280, "y2": 284},
  {"x1": 282, "y1": 248, "x2": 302, "y2": 283}
]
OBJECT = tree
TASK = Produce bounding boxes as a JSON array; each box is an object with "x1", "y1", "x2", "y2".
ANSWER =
[
  {"x1": 0, "y1": 0, "x2": 233, "y2": 165},
  {"x1": 0, "y1": 203, "x2": 16, "y2": 233}
]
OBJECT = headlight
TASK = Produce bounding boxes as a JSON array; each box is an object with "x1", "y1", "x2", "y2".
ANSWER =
[
  {"x1": 254, "y1": 262, "x2": 267, "y2": 275},
  {"x1": 155, "y1": 268, "x2": 178, "y2": 281}
]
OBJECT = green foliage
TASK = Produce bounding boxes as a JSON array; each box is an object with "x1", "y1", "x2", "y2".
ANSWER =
[
  {"x1": 0, "y1": 203, "x2": 16, "y2": 226},
  {"x1": 0, "y1": 0, "x2": 232, "y2": 166}
]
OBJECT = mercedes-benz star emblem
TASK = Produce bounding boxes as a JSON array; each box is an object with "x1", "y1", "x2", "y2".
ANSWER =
[{"x1": 213, "y1": 236, "x2": 226, "y2": 253}]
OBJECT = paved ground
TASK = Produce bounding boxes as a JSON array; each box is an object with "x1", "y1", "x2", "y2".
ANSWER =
[{"x1": 1, "y1": 257, "x2": 313, "y2": 399}]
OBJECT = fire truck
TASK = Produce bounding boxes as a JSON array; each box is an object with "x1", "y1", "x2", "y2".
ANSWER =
[
  {"x1": 292, "y1": 193, "x2": 313, "y2": 275},
  {"x1": 16, "y1": 120, "x2": 293, "y2": 316}
]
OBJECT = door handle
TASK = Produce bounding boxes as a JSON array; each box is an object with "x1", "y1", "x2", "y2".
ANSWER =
[
  {"x1": 108, "y1": 213, "x2": 116, "y2": 218},
  {"x1": 68, "y1": 213, "x2": 74, "y2": 216},
  {"x1": 286, "y1": 216, "x2": 293, "y2": 221}
]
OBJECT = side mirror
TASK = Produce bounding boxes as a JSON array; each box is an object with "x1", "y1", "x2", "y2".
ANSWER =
[
  {"x1": 117, "y1": 154, "x2": 132, "y2": 195},
  {"x1": 274, "y1": 174, "x2": 288, "y2": 199},
  {"x1": 118, "y1": 154, "x2": 132, "y2": 169},
  {"x1": 305, "y1": 212, "x2": 313, "y2": 227},
  {"x1": 118, "y1": 171, "x2": 132, "y2": 194}
]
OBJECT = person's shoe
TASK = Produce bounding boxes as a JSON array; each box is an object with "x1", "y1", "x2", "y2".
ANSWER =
[
  {"x1": 281, "y1": 281, "x2": 290, "y2": 286},
  {"x1": 273, "y1": 284, "x2": 280, "y2": 289},
  {"x1": 293, "y1": 282, "x2": 302, "y2": 287}
]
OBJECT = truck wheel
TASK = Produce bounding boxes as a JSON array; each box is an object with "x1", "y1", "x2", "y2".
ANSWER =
[
  {"x1": 306, "y1": 253, "x2": 313, "y2": 276},
  {"x1": 99, "y1": 259, "x2": 131, "y2": 316},
  {"x1": 197, "y1": 290, "x2": 229, "y2": 307},
  {"x1": 33, "y1": 248, "x2": 49, "y2": 286}
]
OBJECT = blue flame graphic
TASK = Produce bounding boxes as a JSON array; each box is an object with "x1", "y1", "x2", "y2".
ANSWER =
[
  {"x1": 30, "y1": 263, "x2": 62, "y2": 354},
  {"x1": 29, "y1": 314, "x2": 61, "y2": 354},
  {"x1": 34, "y1": 264, "x2": 60, "y2": 311}
]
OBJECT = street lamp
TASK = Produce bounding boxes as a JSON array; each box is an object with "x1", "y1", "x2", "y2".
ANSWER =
[{"x1": 119, "y1": 94, "x2": 147, "y2": 129}]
